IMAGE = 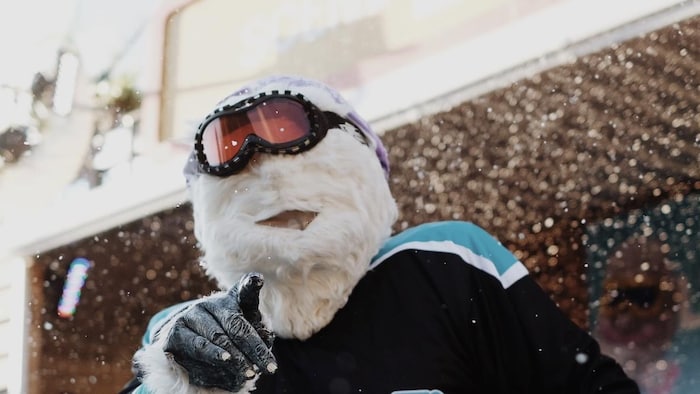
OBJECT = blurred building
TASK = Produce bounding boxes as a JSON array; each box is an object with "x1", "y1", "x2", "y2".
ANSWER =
[{"x1": 0, "y1": 0, "x2": 699, "y2": 393}]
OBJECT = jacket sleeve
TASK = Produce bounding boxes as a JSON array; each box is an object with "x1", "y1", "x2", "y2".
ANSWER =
[
  {"x1": 506, "y1": 274, "x2": 640, "y2": 393},
  {"x1": 464, "y1": 223, "x2": 640, "y2": 393}
]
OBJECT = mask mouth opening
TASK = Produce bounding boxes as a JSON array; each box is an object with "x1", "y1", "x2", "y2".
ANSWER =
[{"x1": 255, "y1": 210, "x2": 318, "y2": 230}]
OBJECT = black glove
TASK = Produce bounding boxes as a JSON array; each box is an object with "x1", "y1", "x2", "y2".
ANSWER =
[{"x1": 162, "y1": 272, "x2": 276, "y2": 392}]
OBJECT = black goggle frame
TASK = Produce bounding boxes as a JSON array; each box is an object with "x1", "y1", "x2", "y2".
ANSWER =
[{"x1": 194, "y1": 90, "x2": 364, "y2": 177}]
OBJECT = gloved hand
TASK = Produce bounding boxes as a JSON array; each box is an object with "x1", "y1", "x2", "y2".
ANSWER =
[{"x1": 161, "y1": 272, "x2": 277, "y2": 392}]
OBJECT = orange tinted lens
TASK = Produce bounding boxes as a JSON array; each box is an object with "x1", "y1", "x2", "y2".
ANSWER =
[
  {"x1": 201, "y1": 114, "x2": 252, "y2": 166},
  {"x1": 247, "y1": 98, "x2": 310, "y2": 144}
]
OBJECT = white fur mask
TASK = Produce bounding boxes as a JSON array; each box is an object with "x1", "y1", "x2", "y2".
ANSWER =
[{"x1": 188, "y1": 126, "x2": 398, "y2": 339}]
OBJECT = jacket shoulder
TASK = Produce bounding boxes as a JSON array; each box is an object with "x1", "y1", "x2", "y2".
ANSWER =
[{"x1": 372, "y1": 221, "x2": 527, "y2": 288}]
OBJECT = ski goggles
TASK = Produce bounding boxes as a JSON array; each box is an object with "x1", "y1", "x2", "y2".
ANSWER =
[{"x1": 194, "y1": 91, "x2": 365, "y2": 177}]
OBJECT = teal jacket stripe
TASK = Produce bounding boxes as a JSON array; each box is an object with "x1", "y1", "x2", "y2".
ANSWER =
[{"x1": 371, "y1": 221, "x2": 527, "y2": 288}]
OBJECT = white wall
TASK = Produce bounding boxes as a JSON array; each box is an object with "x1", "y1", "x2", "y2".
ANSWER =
[{"x1": 0, "y1": 256, "x2": 28, "y2": 394}]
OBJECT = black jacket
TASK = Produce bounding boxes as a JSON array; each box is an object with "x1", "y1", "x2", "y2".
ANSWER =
[{"x1": 124, "y1": 221, "x2": 639, "y2": 393}]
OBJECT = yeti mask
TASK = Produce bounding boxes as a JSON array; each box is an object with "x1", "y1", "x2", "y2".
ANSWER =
[{"x1": 184, "y1": 75, "x2": 399, "y2": 339}]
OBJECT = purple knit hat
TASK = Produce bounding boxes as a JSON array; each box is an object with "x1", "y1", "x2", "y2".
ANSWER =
[{"x1": 184, "y1": 75, "x2": 390, "y2": 184}]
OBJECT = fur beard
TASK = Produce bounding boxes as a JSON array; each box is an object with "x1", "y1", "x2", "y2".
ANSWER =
[{"x1": 188, "y1": 128, "x2": 398, "y2": 339}]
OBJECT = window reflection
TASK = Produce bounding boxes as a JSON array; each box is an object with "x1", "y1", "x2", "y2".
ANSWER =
[{"x1": 587, "y1": 193, "x2": 700, "y2": 394}]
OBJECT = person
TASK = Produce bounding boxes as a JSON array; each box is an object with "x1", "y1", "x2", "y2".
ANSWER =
[{"x1": 121, "y1": 75, "x2": 639, "y2": 393}]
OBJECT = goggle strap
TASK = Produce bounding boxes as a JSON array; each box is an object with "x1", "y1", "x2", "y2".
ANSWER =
[{"x1": 323, "y1": 111, "x2": 369, "y2": 146}]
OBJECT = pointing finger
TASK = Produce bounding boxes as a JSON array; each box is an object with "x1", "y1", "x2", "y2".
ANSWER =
[
  {"x1": 236, "y1": 272, "x2": 264, "y2": 326},
  {"x1": 235, "y1": 272, "x2": 274, "y2": 347}
]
